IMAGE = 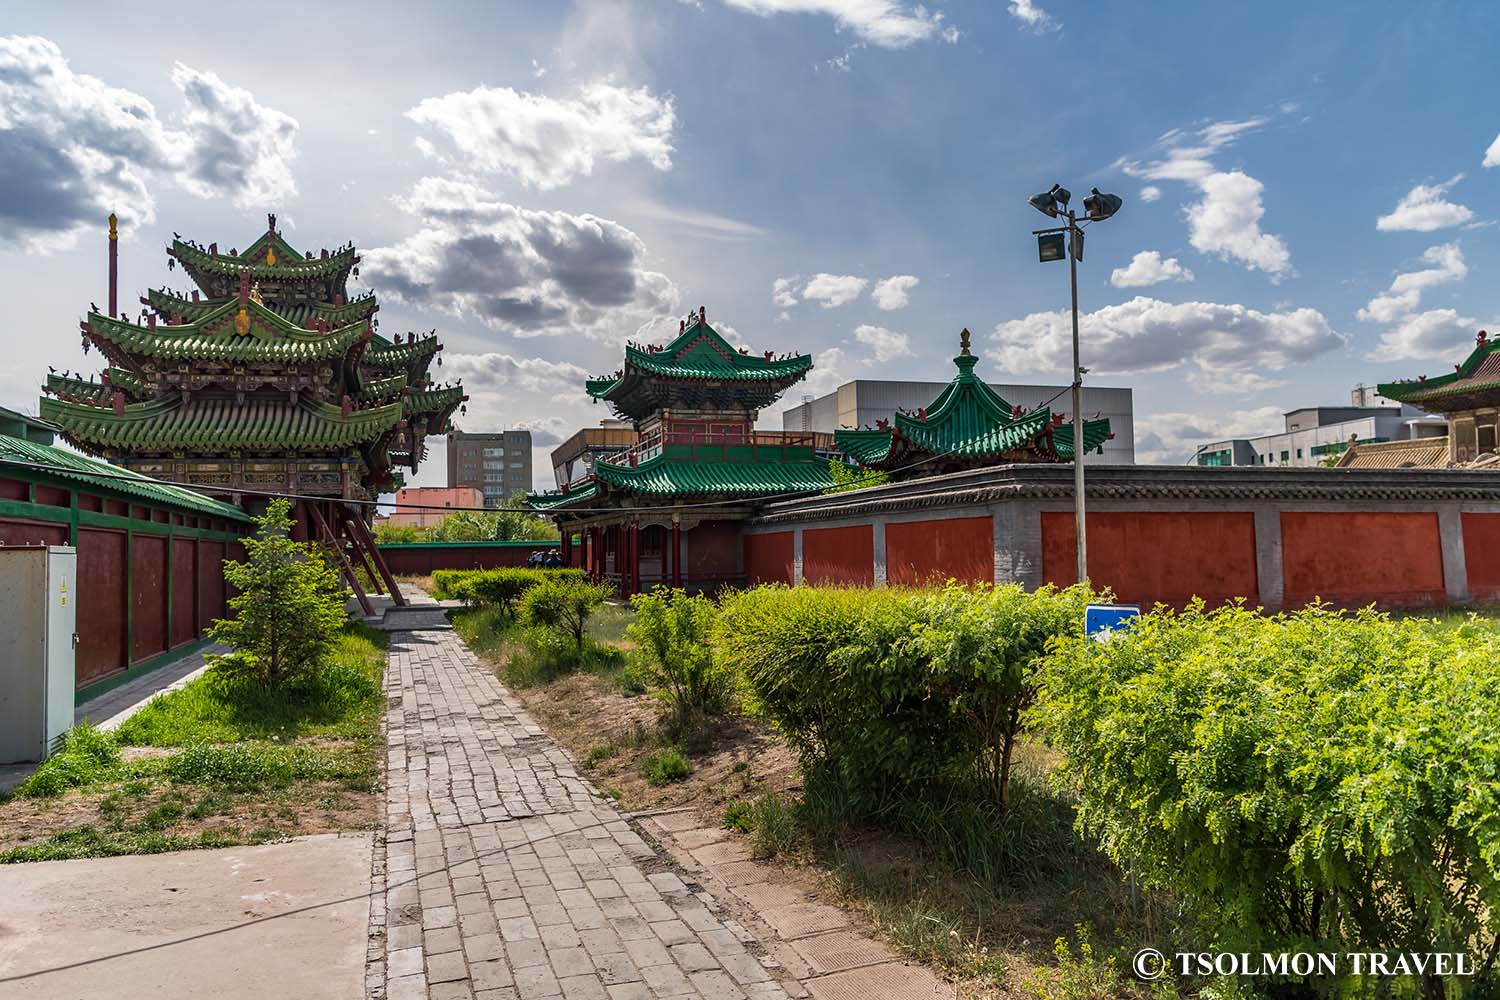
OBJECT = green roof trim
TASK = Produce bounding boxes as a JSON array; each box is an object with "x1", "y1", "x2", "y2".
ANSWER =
[
  {"x1": 1378, "y1": 337, "x2": 1500, "y2": 406},
  {"x1": 526, "y1": 482, "x2": 600, "y2": 511},
  {"x1": 46, "y1": 373, "x2": 112, "y2": 405},
  {"x1": 585, "y1": 318, "x2": 813, "y2": 400},
  {"x1": 357, "y1": 372, "x2": 408, "y2": 401},
  {"x1": 40, "y1": 394, "x2": 404, "y2": 453},
  {"x1": 146, "y1": 287, "x2": 378, "y2": 328},
  {"x1": 0, "y1": 432, "x2": 250, "y2": 522},
  {"x1": 366, "y1": 333, "x2": 441, "y2": 369},
  {"x1": 86, "y1": 301, "x2": 368, "y2": 363},
  {"x1": 171, "y1": 238, "x2": 357, "y2": 281}
]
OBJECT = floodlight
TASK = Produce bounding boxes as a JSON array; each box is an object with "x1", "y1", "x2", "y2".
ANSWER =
[
  {"x1": 1027, "y1": 183, "x2": 1071, "y2": 218},
  {"x1": 1038, "y1": 232, "x2": 1066, "y2": 262},
  {"x1": 1083, "y1": 187, "x2": 1123, "y2": 221}
]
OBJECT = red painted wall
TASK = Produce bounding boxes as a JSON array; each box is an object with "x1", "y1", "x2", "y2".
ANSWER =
[
  {"x1": 1281, "y1": 511, "x2": 1444, "y2": 608},
  {"x1": 802, "y1": 525, "x2": 874, "y2": 586},
  {"x1": 1043, "y1": 511, "x2": 1260, "y2": 607},
  {"x1": 199, "y1": 540, "x2": 227, "y2": 628},
  {"x1": 171, "y1": 538, "x2": 197, "y2": 647},
  {"x1": 378, "y1": 543, "x2": 554, "y2": 574},
  {"x1": 744, "y1": 532, "x2": 794, "y2": 585},
  {"x1": 77, "y1": 529, "x2": 128, "y2": 686},
  {"x1": 0, "y1": 520, "x2": 69, "y2": 546},
  {"x1": 886, "y1": 516, "x2": 993, "y2": 586},
  {"x1": 131, "y1": 534, "x2": 169, "y2": 662},
  {"x1": 1463, "y1": 513, "x2": 1500, "y2": 601},
  {"x1": 688, "y1": 521, "x2": 740, "y2": 582}
]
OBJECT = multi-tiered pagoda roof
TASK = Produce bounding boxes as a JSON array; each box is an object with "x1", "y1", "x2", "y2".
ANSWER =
[
  {"x1": 528, "y1": 308, "x2": 834, "y2": 512},
  {"x1": 1377, "y1": 330, "x2": 1500, "y2": 413},
  {"x1": 834, "y1": 330, "x2": 1112, "y2": 476},
  {"x1": 40, "y1": 214, "x2": 464, "y2": 500}
]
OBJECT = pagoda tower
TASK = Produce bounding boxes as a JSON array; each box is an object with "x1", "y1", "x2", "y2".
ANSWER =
[
  {"x1": 528, "y1": 306, "x2": 834, "y2": 593},
  {"x1": 1376, "y1": 329, "x2": 1500, "y2": 465},
  {"x1": 39, "y1": 214, "x2": 466, "y2": 612},
  {"x1": 834, "y1": 329, "x2": 1112, "y2": 478}
]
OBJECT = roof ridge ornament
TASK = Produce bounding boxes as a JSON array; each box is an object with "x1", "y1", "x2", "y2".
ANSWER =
[{"x1": 960, "y1": 327, "x2": 971, "y2": 356}]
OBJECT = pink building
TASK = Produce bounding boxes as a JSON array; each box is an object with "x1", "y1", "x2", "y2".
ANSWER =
[{"x1": 385, "y1": 486, "x2": 484, "y2": 528}]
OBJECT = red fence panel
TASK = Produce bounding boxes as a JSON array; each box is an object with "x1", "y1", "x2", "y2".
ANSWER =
[
  {"x1": 171, "y1": 537, "x2": 197, "y2": 647},
  {"x1": 886, "y1": 516, "x2": 993, "y2": 586},
  {"x1": 1463, "y1": 512, "x2": 1500, "y2": 602},
  {"x1": 1280, "y1": 512, "x2": 1444, "y2": 609},
  {"x1": 744, "y1": 532, "x2": 794, "y2": 586},
  {"x1": 801, "y1": 525, "x2": 873, "y2": 585},
  {"x1": 77, "y1": 528, "x2": 128, "y2": 687},
  {"x1": 1043, "y1": 511, "x2": 1259, "y2": 607},
  {"x1": 131, "y1": 534, "x2": 169, "y2": 662}
]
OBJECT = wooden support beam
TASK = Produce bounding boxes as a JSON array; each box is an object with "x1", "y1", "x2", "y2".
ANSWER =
[
  {"x1": 309, "y1": 501, "x2": 373, "y2": 617},
  {"x1": 343, "y1": 507, "x2": 405, "y2": 606}
]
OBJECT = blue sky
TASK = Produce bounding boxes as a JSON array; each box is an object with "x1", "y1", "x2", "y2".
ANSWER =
[{"x1": 4, "y1": 0, "x2": 1500, "y2": 486}]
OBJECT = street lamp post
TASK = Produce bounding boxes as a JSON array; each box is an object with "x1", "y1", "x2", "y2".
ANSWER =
[{"x1": 1028, "y1": 185, "x2": 1123, "y2": 586}]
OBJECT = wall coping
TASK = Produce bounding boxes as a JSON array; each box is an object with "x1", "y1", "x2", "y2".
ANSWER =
[
  {"x1": 376, "y1": 539, "x2": 557, "y2": 549},
  {"x1": 748, "y1": 463, "x2": 1500, "y2": 525}
]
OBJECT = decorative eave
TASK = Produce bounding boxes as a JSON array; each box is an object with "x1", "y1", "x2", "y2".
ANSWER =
[
  {"x1": 356, "y1": 371, "x2": 409, "y2": 402},
  {"x1": 1378, "y1": 334, "x2": 1500, "y2": 412},
  {"x1": 169, "y1": 238, "x2": 358, "y2": 285},
  {"x1": 365, "y1": 333, "x2": 442, "y2": 371},
  {"x1": 82, "y1": 300, "x2": 370, "y2": 364},
  {"x1": 144, "y1": 287, "x2": 378, "y2": 329},
  {"x1": 526, "y1": 482, "x2": 601, "y2": 512},
  {"x1": 39, "y1": 393, "x2": 405, "y2": 455},
  {"x1": 590, "y1": 451, "x2": 835, "y2": 497}
]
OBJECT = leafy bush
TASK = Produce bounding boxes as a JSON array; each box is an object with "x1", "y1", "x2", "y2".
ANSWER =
[
  {"x1": 627, "y1": 589, "x2": 731, "y2": 737},
  {"x1": 1036, "y1": 603, "x2": 1500, "y2": 996},
  {"x1": 641, "y1": 748, "x2": 693, "y2": 786},
  {"x1": 745, "y1": 793, "x2": 807, "y2": 859},
  {"x1": 722, "y1": 800, "x2": 753, "y2": 832},
  {"x1": 211, "y1": 498, "x2": 349, "y2": 688},
  {"x1": 518, "y1": 577, "x2": 613, "y2": 660},
  {"x1": 14, "y1": 722, "x2": 120, "y2": 797},
  {"x1": 716, "y1": 583, "x2": 1092, "y2": 818},
  {"x1": 433, "y1": 567, "x2": 587, "y2": 612}
]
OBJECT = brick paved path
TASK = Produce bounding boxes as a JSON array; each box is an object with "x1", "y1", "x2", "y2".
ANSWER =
[{"x1": 370, "y1": 629, "x2": 801, "y2": 1000}]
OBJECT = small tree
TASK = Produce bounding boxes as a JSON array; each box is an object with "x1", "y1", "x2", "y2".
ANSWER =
[
  {"x1": 517, "y1": 577, "x2": 612, "y2": 658},
  {"x1": 825, "y1": 459, "x2": 889, "y2": 494},
  {"x1": 628, "y1": 589, "x2": 728, "y2": 735},
  {"x1": 211, "y1": 498, "x2": 349, "y2": 687}
]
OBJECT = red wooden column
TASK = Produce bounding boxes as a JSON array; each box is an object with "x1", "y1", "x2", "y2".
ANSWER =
[
  {"x1": 672, "y1": 518, "x2": 682, "y2": 589},
  {"x1": 629, "y1": 521, "x2": 641, "y2": 595},
  {"x1": 561, "y1": 524, "x2": 573, "y2": 567}
]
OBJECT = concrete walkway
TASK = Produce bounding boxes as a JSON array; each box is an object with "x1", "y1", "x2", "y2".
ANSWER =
[{"x1": 373, "y1": 628, "x2": 802, "y2": 1000}]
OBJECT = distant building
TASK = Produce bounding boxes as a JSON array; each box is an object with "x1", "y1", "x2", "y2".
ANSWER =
[
  {"x1": 447, "y1": 428, "x2": 533, "y2": 506},
  {"x1": 1195, "y1": 387, "x2": 1445, "y2": 468},
  {"x1": 549, "y1": 419, "x2": 638, "y2": 489},
  {"x1": 781, "y1": 375, "x2": 1135, "y2": 465},
  {"x1": 384, "y1": 486, "x2": 484, "y2": 528}
]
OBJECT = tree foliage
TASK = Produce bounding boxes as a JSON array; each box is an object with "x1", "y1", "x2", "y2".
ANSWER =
[
  {"x1": 211, "y1": 498, "x2": 349, "y2": 688},
  {"x1": 825, "y1": 459, "x2": 889, "y2": 494},
  {"x1": 374, "y1": 495, "x2": 557, "y2": 544},
  {"x1": 627, "y1": 589, "x2": 731, "y2": 735},
  {"x1": 1035, "y1": 602, "x2": 1500, "y2": 997},
  {"x1": 517, "y1": 577, "x2": 613, "y2": 656}
]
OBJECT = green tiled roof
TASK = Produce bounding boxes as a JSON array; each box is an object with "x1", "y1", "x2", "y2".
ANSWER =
[
  {"x1": 87, "y1": 301, "x2": 368, "y2": 363},
  {"x1": 45, "y1": 373, "x2": 111, "y2": 405},
  {"x1": 833, "y1": 349, "x2": 1112, "y2": 469},
  {"x1": 526, "y1": 482, "x2": 600, "y2": 511},
  {"x1": 366, "y1": 333, "x2": 441, "y2": 369},
  {"x1": 171, "y1": 238, "x2": 357, "y2": 282},
  {"x1": 146, "y1": 287, "x2": 378, "y2": 328},
  {"x1": 592, "y1": 453, "x2": 834, "y2": 496},
  {"x1": 403, "y1": 385, "x2": 467, "y2": 420},
  {"x1": 586, "y1": 318, "x2": 813, "y2": 400},
  {"x1": 1378, "y1": 338, "x2": 1500, "y2": 410},
  {"x1": 0, "y1": 432, "x2": 250, "y2": 522},
  {"x1": 40, "y1": 394, "x2": 404, "y2": 453},
  {"x1": 357, "y1": 372, "x2": 409, "y2": 401}
]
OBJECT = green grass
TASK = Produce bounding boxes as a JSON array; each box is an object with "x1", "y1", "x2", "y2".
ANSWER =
[
  {"x1": 12, "y1": 722, "x2": 121, "y2": 797},
  {"x1": 452, "y1": 602, "x2": 635, "y2": 690},
  {"x1": 113, "y1": 624, "x2": 386, "y2": 746},
  {"x1": 0, "y1": 824, "x2": 266, "y2": 863},
  {"x1": 641, "y1": 748, "x2": 693, "y2": 786}
]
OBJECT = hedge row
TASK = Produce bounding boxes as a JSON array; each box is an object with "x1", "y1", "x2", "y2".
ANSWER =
[
  {"x1": 715, "y1": 582, "x2": 1093, "y2": 817},
  {"x1": 431, "y1": 567, "x2": 588, "y2": 614}
]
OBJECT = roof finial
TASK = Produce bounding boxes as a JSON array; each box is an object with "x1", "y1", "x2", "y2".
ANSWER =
[
  {"x1": 699, "y1": 305, "x2": 706, "y2": 324},
  {"x1": 1479, "y1": 329, "x2": 1489, "y2": 346},
  {"x1": 959, "y1": 328, "x2": 971, "y2": 356},
  {"x1": 267, "y1": 212, "x2": 276, "y2": 233}
]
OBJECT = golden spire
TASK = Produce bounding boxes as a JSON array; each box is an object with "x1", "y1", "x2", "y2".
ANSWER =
[
  {"x1": 960, "y1": 328, "x2": 971, "y2": 356},
  {"x1": 108, "y1": 213, "x2": 118, "y2": 241}
]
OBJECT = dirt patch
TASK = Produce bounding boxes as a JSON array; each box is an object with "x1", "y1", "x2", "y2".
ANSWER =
[
  {"x1": 0, "y1": 776, "x2": 378, "y2": 857},
  {"x1": 503, "y1": 669, "x2": 799, "y2": 819}
]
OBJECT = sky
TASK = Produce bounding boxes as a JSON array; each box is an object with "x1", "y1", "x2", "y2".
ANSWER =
[{"x1": 4, "y1": 0, "x2": 1500, "y2": 489}]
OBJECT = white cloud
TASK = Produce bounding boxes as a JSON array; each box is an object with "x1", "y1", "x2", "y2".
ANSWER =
[
  {"x1": 1139, "y1": 185, "x2": 1162, "y2": 203},
  {"x1": 853, "y1": 323, "x2": 913, "y2": 361},
  {"x1": 797, "y1": 346, "x2": 848, "y2": 398},
  {"x1": 1376, "y1": 177, "x2": 1474, "y2": 232},
  {"x1": 1485, "y1": 132, "x2": 1500, "y2": 169},
  {"x1": 0, "y1": 35, "x2": 299, "y2": 252},
  {"x1": 1109, "y1": 251, "x2": 1193, "y2": 288},
  {"x1": 1185, "y1": 370, "x2": 1286, "y2": 396},
  {"x1": 406, "y1": 80, "x2": 675, "y2": 190},
  {"x1": 870, "y1": 274, "x2": 918, "y2": 310},
  {"x1": 772, "y1": 276, "x2": 799, "y2": 308},
  {"x1": 1008, "y1": 0, "x2": 1059, "y2": 32},
  {"x1": 1135, "y1": 406, "x2": 1285, "y2": 465},
  {"x1": 1368, "y1": 308, "x2": 1483, "y2": 362},
  {"x1": 714, "y1": 1, "x2": 959, "y2": 48},
  {"x1": 363, "y1": 177, "x2": 678, "y2": 342},
  {"x1": 991, "y1": 296, "x2": 1345, "y2": 377},
  {"x1": 1357, "y1": 243, "x2": 1466, "y2": 324},
  {"x1": 1120, "y1": 117, "x2": 1291, "y2": 279},
  {"x1": 442, "y1": 352, "x2": 593, "y2": 394},
  {"x1": 801, "y1": 272, "x2": 867, "y2": 308}
]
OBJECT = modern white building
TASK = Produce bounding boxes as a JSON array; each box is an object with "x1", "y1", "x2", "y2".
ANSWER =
[
  {"x1": 1194, "y1": 387, "x2": 1445, "y2": 468},
  {"x1": 779, "y1": 379, "x2": 1136, "y2": 464}
]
